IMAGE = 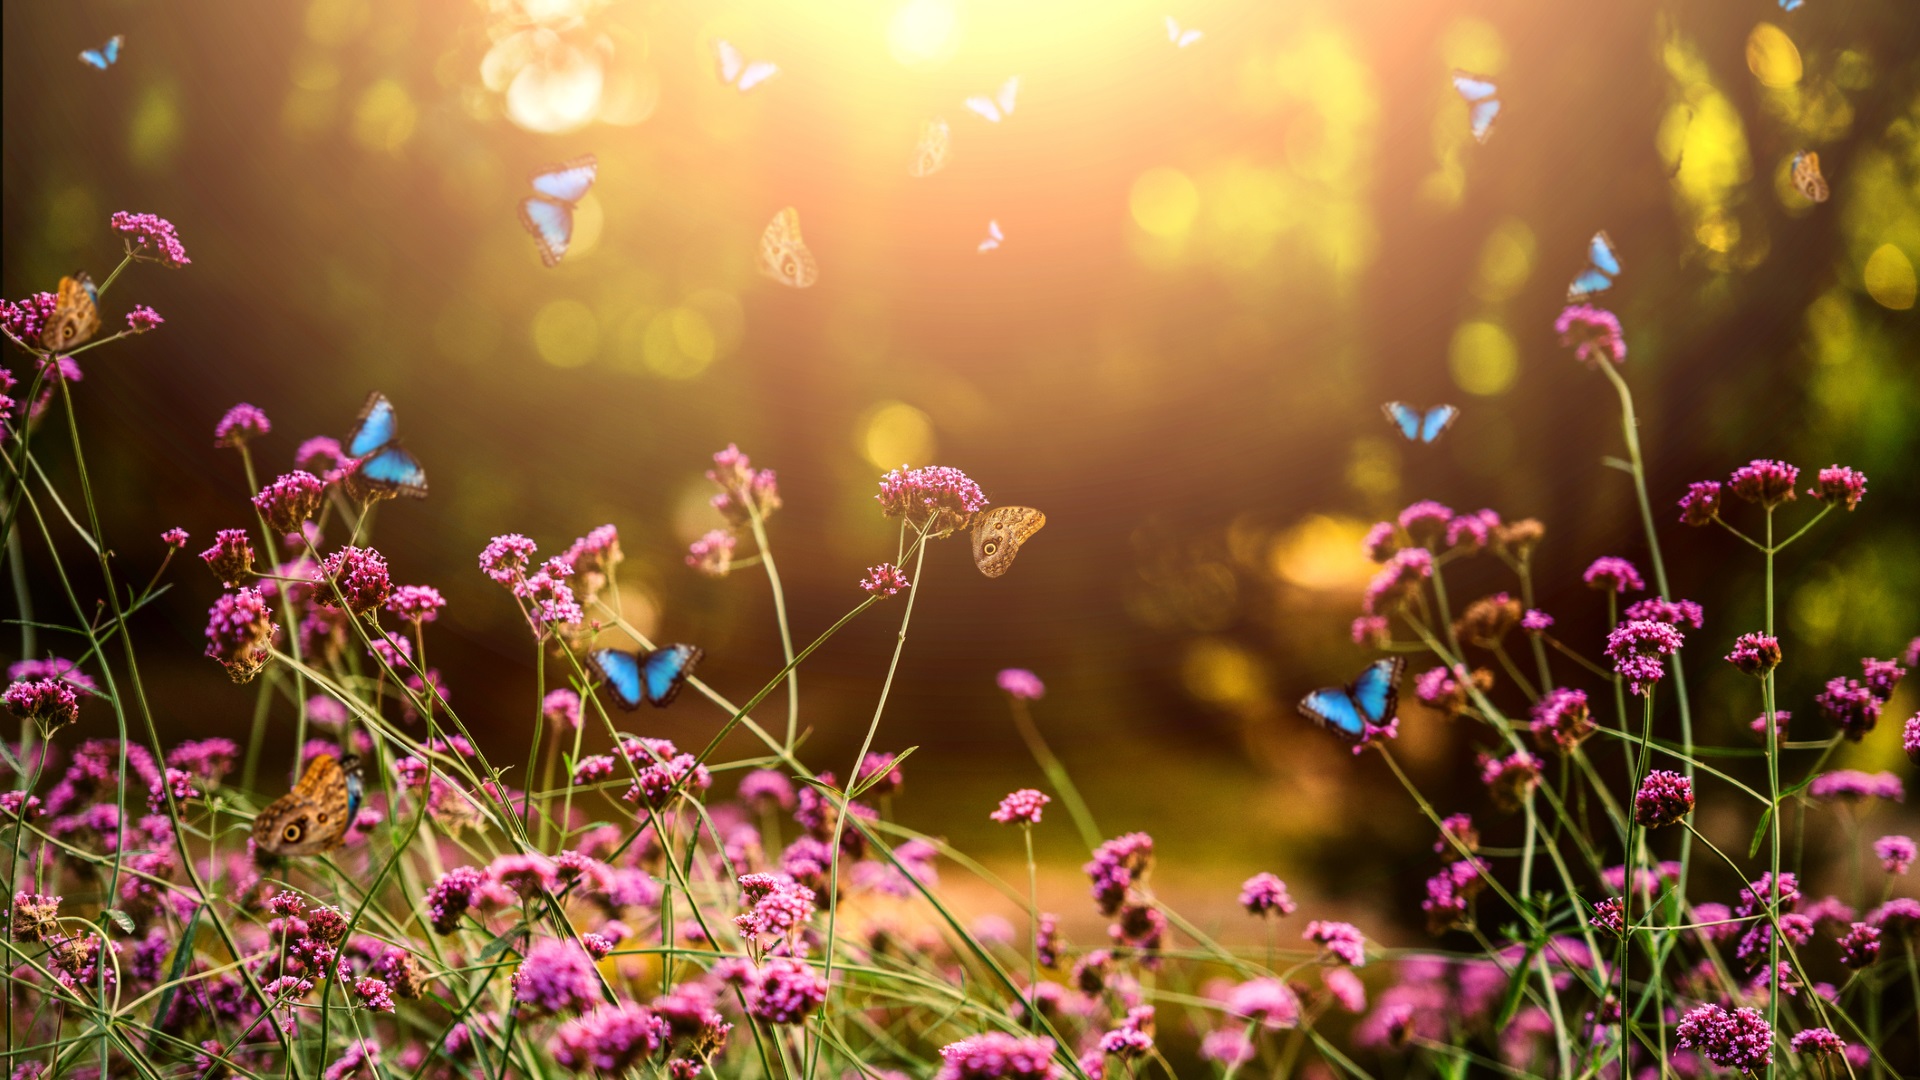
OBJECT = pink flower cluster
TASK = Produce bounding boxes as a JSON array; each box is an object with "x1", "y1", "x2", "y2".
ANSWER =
[
  {"x1": 876, "y1": 464, "x2": 987, "y2": 536},
  {"x1": 110, "y1": 211, "x2": 191, "y2": 266}
]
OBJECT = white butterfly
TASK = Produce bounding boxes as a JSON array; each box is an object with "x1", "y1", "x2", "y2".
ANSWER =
[
  {"x1": 714, "y1": 40, "x2": 779, "y2": 92},
  {"x1": 1165, "y1": 16, "x2": 1203, "y2": 47},
  {"x1": 977, "y1": 220, "x2": 1004, "y2": 253},
  {"x1": 965, "y1": 77, "x2": 1019, "y2": 123}
]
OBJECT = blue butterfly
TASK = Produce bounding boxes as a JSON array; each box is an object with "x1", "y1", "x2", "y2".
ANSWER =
[
  {"x1": 343, "y1": 392, "x2": 427, "y2": 501},
  {"x1": 1451, "y1": 71, "x2": 1500, "y2": 145},
  {"x1": 79, "y1": 35, "x2": 123, "y2": 70},
  {"x1": 1298, "y1": 658, "x2": 1404, "y2": 742},
  {"x1": 1566, "y1": 231, "x2": 1621, "y2": 303},
  {"x1": 518, "y1": 155, "x2": 598, "y2": 268},
  {"x1": 1383, "y1": 402, "x2": 1459, "y2": 444},
  {"x1": 1778, "y1": 0, "x2": 1804, "y2": 10},
  {"x1": 591, "y1": 644, "x2": 704, "y2": 710}
]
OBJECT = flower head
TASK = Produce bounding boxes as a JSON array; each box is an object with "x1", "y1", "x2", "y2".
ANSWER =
[
  {"x1": 386, "y1": 585, "x2": 445, "y2": 624},
  {"x1": 1303, "y1": 921, "x2": 1367, "y2": 967},
  {"x1": 1623, "y1": 597, "x2": 1703, "y2": 629},
  {"x1": 738, "y1": 769, "x2": 795, "y2": 811},
  {"x1": 997, "y1": 669, "x2": 1045, "y2": 700},
  {"x1": 1675, "y1": 1004, "x2": 1771, "y2": 1072},
  {"x1": 550, "y1": 1002, "x2": 670, "y2": 1073},
  {"x1": 1726, "y1": 633, "x2": 1780, "y2": 676},
  {"x1": 1590, "y1": 897, "x2": 1626, "y2": 937},
  {"x1": 125, "y1": 305, "x2": 163, "y2": 333},
  {"x1": 1816, "y1": 677, "x2": 1883, "y2": 741},
  {"x1": 1479, "y1": 751, "x2": 1541, "y2": 811},
  {"x1": 294, "y1": 436, "x2": 345, "y2": 474},
  {"x1": 4, "y1": 680, "x2": 80, "y2": 735},
  {"x1": 253, "y1": 471, "x2": 325, "y2": 533},
  {"x1": 1605, "y1": 619, "x2": 1684, "y2": 695},
  {"x1": 1862, "y1": 656, "x2": 1907, "y2": 700},
  {"x1": 1238, "y1": 873, "x2": 1295, "y2": 917},
  {"x1": 686, "y1": 530, "x2": 736, "y2": 577},
  {"x1": 1422, "y1": 858, "x2": 1486, "y2": 933},
  {"x1": 859, "y1": 563, "x2": 909, "y2": 597},
  {"x1": 204, "y1": 589, "x2": 276, "y2": 683},
  {"x1": 214, "y1": 404, "x2": 271, "y2": 448},
  {"x1": 1874, "y1": 835, "x2": 1915, "y2": 876},
  {"x1": 512, "y1": 938, "x2": 601, "y2": 1017},
  {"x1": 706, "y1": 445, "x2": 781, "y2": 525},
  {"x1": 1678, "y1": 480, "x2": 1722, "y2": 525},
  {"x1": 1455, "y1": 593, "x2": 1521, "y2": 647},
  {"x1": 1361, "y1": 521, "x2": 1398, "y2": 562},
  {"x1": 935, "y1": 1033, "x2": 1060, "y2": 1080},
  {"x1": 1228, "y1": 978, "x2": 1302, "y2": 1028},
  {"x1": 426, "y1": 867, "x2": 484, "y2": 935},
  {"x1": 321, "y1": 546, "x2": 391, "y2": 615},
  {"x1": 1633, "y1": 770, "x2": 1693, "y2": 828},
  {"x1": 479, "y1": 534, "x2": 538, "y2": 587},
  {"x1": 1084, "y1": 833, "x2": 1153, "y2": 916},
  {"x1": 746, "y1": 958, "x2": 827, "y2": 1024},
  {"x1": 1555, "y1": 305, "x2": 1626, "y2": 365},
  {"x1": 1907, "y1": 713, "x2": 1920, "y2": 767},
  {"x1": 876, "y1": 465, "x2": 987, "y2": 536},
  {"x1": 1362, "y1": 548, "x2": 1433, "y2": 615},
  {"x1": 1529, "y1": 688, "x2": 1593, "y2": 754},
  {"x1": 542, "y1": 689, "x2": 581, "y2": 730},
  {"x1": 1444, "y1": 509, "x2": 1501, "y2": 552},
  {"x1": 1582, "y1": 557, "x2": 1644, "y2": 594},
  {"x1": 111, "y1": 212, "x2": 190, "y2": 266},
  {"x1": 1837, "y1": 922, "x2": 1881, "y2": 969},
  {"x1": 990, "y1": 788, "x2": 1049, "y2": 825},
  {"x1": 1808, "y1": 466, "x2": 1867, "y2": 510},
  {"x1": 1808, "y1": 770, "x2": 1903, "y2": 803},
  {"x1": 1789, "y1": 1028, "x2": 1846, "y2": 1056},
  {"x1": 1350, "y1": 615, "x2": 1390, "y2": 647},
  {"x1": 1396, "y1": 500, "x2": 1452, "y2": 542},
  {"x1": 1520, "y1": 609, "x2": 1553, "y2": 634},
  {"x1": 1729, "y1": 459, "x2": 1799, "y2": 509},
  {"x1": 199, "y1": 529, "x2": 255, "y2": 588}
]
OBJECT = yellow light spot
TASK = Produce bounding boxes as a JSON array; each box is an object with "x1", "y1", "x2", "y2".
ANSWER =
[
  {"x1": 1472, "y1": 218, "x2": 1535, "y2": 302},
  {"x1": 566, "y1": 193, "x2": 604, "y2": 261},
  {"x1": 532, "y1": 300, "x2": 599, "y2": 368},
  {"x1": 1863, "y1": 244, "x2": 1917, "y2": 310},
  {"x1": 859, "y1": 402, "x2": 935, "y2": 471},
  {"x1": 352, "y1": 79, "x2": 416, "y2": 152},
  {"x1": 1269, "y1": 515, "x2": 1373, "y2": 590},
  {"x1": 1448, "y1": 320, "x2": 1519, "y2": 396},
  {"x1": 1345, "y1": 437, "x2": 1400, "y2": 498},
  {"x1": 305, "y1": 0, "x2": 370, "y2": 45},
  {"x1": 683, "y1": 290, "x2": 746, "y2": 362},
  {"x1": 1182, "y1": 639, "x2": 1264, "y2": 708},
  {"x1": 597, "y1": 66, "x2": 660, "y2": 126},
  {"x1": 290, "y1": 51, "x2": 340, "y2": 91},
  {"x1": 888, "y1": 0, "x2": 960, "y2": 69},
  {"x1": 601, "y1": 584, "x2": 660, "y2": 644},
  {"x1": 506, "y1": 49, "x2": 604, "y2": 134},
  {"x1": 1745, "y1": 24, "x2": 1802, "y2": 89},
  {"x1": 127, "y1": 84, "x2": 182, "y2": 173},
  {"x1": 1130, "y1": 168, "x2": 1200, "y2": 239},
  {"x1": 643, "y1": 308, "x2": 716, "y2": 379},
  {"x1": 1439, "y1": 18, "x2": 1507, "y2": 74},
  {"x1": 1694, "y1": 210, "x2": 1740, "y2": 253}
]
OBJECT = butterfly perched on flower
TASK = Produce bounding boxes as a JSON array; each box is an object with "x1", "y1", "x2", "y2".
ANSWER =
[
  {"x1": 1165, "y1": 16, "x2": 1203, "y2": 47},
  {"x1": 759, "y1": 207, "x2": 819, "y2": 288},
  {"x1": 591, "y1": 644, "x2": 704, "y2": 710},
  {"x1": 977, "y1": 220, "x2": 1005, "y2": 253},
  {"x1": 79, "y1": 35, "x2": 123, "y2": 70},
  {"x1": 910, "y1": 119, "x2": 952, "y2": 178},
  {"x1": 40, "y1": 274, "x2": 101, "y2": 353},
  {"x1": 1298, "y1": 658, "x2": 1404, "y2": 743},
  {"x1": 252, "y1": 753, "x2": 362, "y2": 858},
  {"x1": 713, "y1": 40, "x2": 779, "y2": 92},
  {"x1": 1382, "y1": 402, "x2": 1459, "y2": 444},
  {"x1": 965, "y1": 77, "x2": 1019, "y2": 123},
  {"x1": 343, "y1": 392, "x2": 427, "y2": 501},
  {"x1": 518, "y1": 156, "x2": 597, "y2": 268},
  {"x1": 1567, "y1": 231, "x2": 1621, "y2": 303},
  {"x1": 1790, "y1": 151, "x2": 1828, "y2": 203},
  {"x1": 972, "y1": 506, "x2": 1045, "y2": 578},
  {"x1": 1450, "y1": 71, "x2": 1501, "y2": 145}
]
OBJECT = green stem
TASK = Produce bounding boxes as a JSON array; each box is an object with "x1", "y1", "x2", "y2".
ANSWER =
[
  {"x1": 1008, "y1": 697, "x2": 1101, "y2": 852},
  {"x1": 745, "y1": 502, "x2": 800, "y2": 751}
]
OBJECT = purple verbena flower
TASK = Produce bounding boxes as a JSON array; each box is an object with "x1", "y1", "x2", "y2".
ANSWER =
[
  {"x1": 1725, "y1": 633, "x2": 1780, "y2": 676},
  {"x1": 1085, "y1": 833, "x2": 1153, "y2": 916},
  {"x1": 353, "y1": 977, "x2": 394, "y2": 1012},
  {"x1": 214, "y1": 404, "x2": 271, "y2": 448},
  {"x1": 1728, "y1": 459, "x2": 1799, "y2": 509},
  {"x1": 859, "y1": 563, "x2": 909, "y2": 597},
  {"x1": 746, "y1": 958, "x2": 827, "y2": 1024},
  {"x1": 1789, "y1": 1028, "x2": 1846, "y2": 1056},
  {"x1": 1361, "y1": 521, "x2": 1398, "y2": 562},
  {"x1": 1868, "y1": 898, "x2": 1920, "y2": 935},
  {"x1": 1633, "y1": 770, "x2": 1693, "y2": 828},
  {"x1": 126, "y1": 306, "x2": 163, "y2": 333},
  {"x1": 386, "y1": 585, "x2": 445, "y2": 624},
  {"x1": 738, "y1": 769, "x2": 795, "y2": 811},
  {"x1": 199, "y1": 529, "x2": 255, "y2": 588},
  {"x1": 1239, "y1": 872, "x2": 1295, "y2": 917},
  {"x1": 110, "y1": 211, "x2": 191, "y2": 266},
  {"x1": 427, "y1": 867, "x2": 484, "y2": 935},
  {"x1": 1529, "y1": 688, "x2": 1593, "y2": 754},
  {"x1": 990, "y1": 788, "x2": 1049, "y2": 825},
  {"x1": 1590, "y1": 897, "x2": 1626, "y2": 937},
  {"x1": 1623, "y1": 596, "x2": 1703, "y2": 629},
  {"x1": 1873, "y1": 835, "x2": 1915, "y2": 875},
  {"x1": 4, "y1": 680, "x2": 80, "y2": 734},
  {"x1": 542, "y1": 689, "x2": 581, "y2": 730},
  {"x1": 479, "y1": 534, "x2": 538, "y2": 586},
  {"x1": 1816, "y1": 677, "x2": 1883, "y2": 741},
  {"x1": 706, "y1": 445, "x2": 782, "y2": 525},
  {"x1": 295, "y1": 436, "x2": 345, "y2": 474},
  {"x1": 876, "y1": 465, "x2": 987, "y2": 536},
  {"x1": 997, "y1": 668, "x2": 1045, "y2": 700},
  {"x1": 1304, "y1": 920, "x2": 1367, "y2": 966},
  {"x1": 1678, "y1": 480, "x2": 1722, "y2": 525},
  {"x1": 321, "y1": 546, "x2": 391, "y2": 615},
  {"x1": 1228, "y1": 978, "x2": 1303, "y2": 1027},
  {"x1": 1351, "y1": 615, "x2": 1390, "y2": 647},
  {"x1": 1479, "y1": 750, "x2": 1541, "y2": 811},
  {"x1": 1807, "y1": 466, "x2": 1866, "y2": 510},
  {"x1": 549, "y1": 1002, "x2": 669, "y2": 1073},
  {"x1": 1907, "y1": 714, "x2": 1920, "y2": 767},
  {"x1": 686, "y1": 529, "x2": 736, "y2": 577},
  {"x1": 1862, "y1": 656, "x2": 1907, "y2": 700},
  {"x1": 204, "y1": 588, "x2": 276, "y2": 683},
  {"x1": 1521, "y1": 609, "x2": 1553, "y2": 634},
  {"x1": 1675, "y1": 1004, "x2": 1771, "y2": 1072},
  {"x1": 1837, "y1": 922, "x2": 1881, "y2": 969},
  {"x1": 1396, "y1": 500, "x2": 1452, "y2": 542},
  {"x1": 935, "y1": 1033, "x2": 1060, "y2": 1080},
  {"x1": 1604, "y1": 619, "x2": 1684, "y2": 695},
  {"x1": 512, "y1": 938, "x2": 601, "y2": 1016},
  {"x1": 252, "y1": 471, "x2": 324, "y2": 533},
  {"x1": 1362, "y1": 547, "x2": 1432, "y2": 615},
  {"x1": 1555, "y1": 305, "x2": 1626, "y2": 366},
  {"x1": 1421, "y1": 858, "x2": 1486, "y2": 933},
  {"x1": 1582, "y1": 557, "x2": 1644, "y2": 594}
]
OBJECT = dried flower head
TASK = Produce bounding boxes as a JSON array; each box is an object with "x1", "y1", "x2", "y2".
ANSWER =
[{"x1": 1455, "y1": 592, "x2": 1521, "y2": 647}]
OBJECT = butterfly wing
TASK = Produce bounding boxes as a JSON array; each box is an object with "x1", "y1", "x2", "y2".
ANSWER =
[
  {"x1": 1451, "y1": 72, "x2": 1500, "y2": 144},
  {"x1": 519, "y1": 196, "x2": 575, "y2": 268},
  {"x1": 1451, "y1": 72, "x2": 1498, "y2": 104},
  {"x1": 1347, "y1": 657, "x2": 1405, "y2": 725},
  {"x1": 978, "y1": 220, "x2": 1003, "y2": 252},
  {"x1": 966, "y1": 77, "x2": 1018, "y2": 123},
  {"x1": 909, "y1": 119, "x2": 951, "y2": 178},
  {"x1": 714, "y1": 39, "x2": 744, "y2": 84},
  {"x1": 345, "y1": 392, "x2": 397, "y2": 458},
  {"x1": 1791, "y1": 152, "x2": 1828, "y2": 203},
  {"x1": 1420, "y1": 405, "x2": 1460, "y2": 444},
  {"x1": 350, "y1": 445, "x2": 428, "y2": 500},
  {"x1": 80, "y1": 36, "x2": 121, "y2": 69},
  {"x1": 971, "y1": 506, "x2": 1046, "y2": 578},
  {"x1": 41, "y1": 274, "x2": 101, "y2": 353},
  {"x1": 530, "y1": 156, "x2": 597, "y2": 205},
  {"x1": 252, "y1": 754, "x2": 353, "y2": 857},
  {"x1": 640, "y1": 644, "x2": 704, "y2": 707},
  {"x1": 758, "y1": 207, "x2": 819, "y2": 288},
  {"x1": 736, "y1": 61, "x2": 780, "y2": 91},
  {"x1": 965, "y1": 96, "x2": 1003, "y2": 123},
  {"x1": 1381, "y1": 401, "x2": 1422, "y2": 441},
  {"x1": 1567, "y1": 233, "x2": 1620, "y2": 302},
  {"x1": 1298, "y1": 688, "x2": 1368, "y2": 741},
  {"x1": 1587, "y1": 232, "x2": 1622, "y2": 277},
  {"x1": 997, "y1": 77, "x2": 1019, "y2": 114},
  {"x1": 592, "y1": 648, "x2": 647, "y2": 711},
  {"x1": 1778, "y1": 0, "x2": 1804, "y2": 10}
]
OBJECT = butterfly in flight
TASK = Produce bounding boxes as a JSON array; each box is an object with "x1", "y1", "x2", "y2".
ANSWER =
[
  {"x1": 1566, "y1": 231, "x2": 1622, "y2": 303},
  {"x1": 1298, "y1": 658, "x2": 1404, "y2": 743},
  {"x1": 1778, "y1": 0, "x2": 1804, "y2": 10},
  {"x1": 79, "y1": 35, "x2": 123, "y2": 70},
  {"x1": 343, "y1": 392, "x2": 427, "y2": 502},
  {"x1": 759, "y1": 207, "x2": 819, "y2": 288},
  {"x1": 977, "y1": 220, "x2": 1005, "y2": 253},
  {"x1": 40, "y1": 274, "x2": 101, "y2": 353},
  {"x1": 1790, "y1": 151, "x2": 1828, "y2": 203},
  {"x1": 252, "y1": 753, "x2": 363, "y2": 859},
  {"x1": 714, "y1": 40, "x2": 779, "y2": 92},
  {"x1": 1382, "y1": 402, "x2": 1459, "y2": 444},
  {"x1": 592, "y1": 644, "x2": 704, "y2": 710},
  {"x1": 972, "y1": 506, "x2": 1045, "y2": 578},
  {"x1": 1450, "y1": 71, "x2": 1501, "y2": 145},
  {"x1": 518, "y1": 155, "x2": 597, "y2": 268},
  {"x1": 965, "y1": 77, "x2": 1019, "y2": 123},
  {"x1": 910, "y1": 119, "x2": 952, "y2": 178},
  {"x1": 1165, "y1": 16, "x2": 1203, "y2": 47}
]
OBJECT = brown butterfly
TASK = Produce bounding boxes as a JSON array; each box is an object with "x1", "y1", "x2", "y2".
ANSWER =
[
  {"x1": 40, "y1": 274, "x2": 101, "y2": 353},
  {"x1": 971, "y1": 506, "x2": 1046, "y2": 578},
  {"x1": 252, "y1": 754, "x2": 362, "y2": 858},
  {"x1": 758, "y1": 207, "x2": 819, "y2": 288},
  {"x1": 1791, "y1": 151, "x2": 1828, "y2": 204},
  {"x1": 909, "y1": 119, "x2": 952, "y2": 178}
]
